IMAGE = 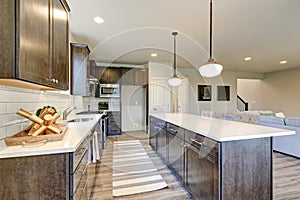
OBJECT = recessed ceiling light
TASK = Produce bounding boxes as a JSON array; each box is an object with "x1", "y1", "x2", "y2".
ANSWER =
[
  {"x1": 93, "y1": 16, "x2": 104, "y2": 24},
  {"x1": 151, "y1": 53, "x2": 157, "y2": 57},
  {"x1": 280, "y1": 60, "x2": 287, "y2": 64},
  {"x1": 244, "y1": 57, "x2": 252, "y2": 61}
]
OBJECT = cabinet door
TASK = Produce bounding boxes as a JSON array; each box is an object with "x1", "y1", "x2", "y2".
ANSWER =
[
  {"x1": 135, "y1": 68, "x2": 148, "y2": 85},
  {"x1": 186, "y1": 144, "x2": 219, "y2": 200},
  {"x1": 100, "y1": 67, "x2": 121, "y2": 84},
  {"x1": 17, "y1": 0, "x2": 51, "y2": 85},
  {"x1": 157, "y1": 128, "x2": 167, "y2": 164},
  {"x1": 89, "y1": 60, "x2": 97, "y2": 78},
  {"x1": 121, "y1": 68, "x2": 135, "y2": 85},
  {"x1": 70, "y1": 44, "x2": 89, "y2": 95},
  {"x1": 167, "y1": 131, "x2": 185, "y2": 183},
  {"x1": 108, "y1": 68, "x2": 121, "y2": 84},
  {"x1": 149, "y1": 119, "x2": 157, "y2": 151},
  {"x1": 99, "y1": 67, "x2": 109, "y2": 83},
  {"x1": 51, "y1": 0, "x2": 69, "y2": 90}
]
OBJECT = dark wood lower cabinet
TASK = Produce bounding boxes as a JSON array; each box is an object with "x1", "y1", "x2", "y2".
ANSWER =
[
  {"x1": 186, "y1": 144, "x2": 219, "y2": 200},
  {"x1": 0, "y1": 154, "x2": 69, "y2": 199},
  {"x1": 167, "y1": 131, "x2": 185, "y2": 182},
  {"x1": 157, "y1": 128, "x2": 167, "y2": 164},
  {"x1": 149, "y1": 122, "x2": 157, "y2": 151},
  {"x1": 0, "y1": 134, "x2": 92, "y2": 199},
  {"x1": 221, "y1": 138, "x2": 272, "y2": 200},
  {"x1": 150, "y1": 116, "x2": 273, "y2": 200}
]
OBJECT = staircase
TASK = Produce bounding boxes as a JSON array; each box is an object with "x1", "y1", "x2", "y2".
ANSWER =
[{"x1": 237, "y1": 95, "x2": 249, "y2": 111}]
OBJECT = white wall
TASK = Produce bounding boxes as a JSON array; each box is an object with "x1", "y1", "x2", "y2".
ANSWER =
[
  {"x1": 178, "y1": 68, "x2": 263, "y2": 114},
  {"x1": 148, "y1": 61, "x2": 263, "y2": 115},
  {"x1": 237, "y1": 79, "x2": 262, "y2": 110},
  {"x1": 0, "y1": 85, "x2": 84, "y2": 140},
  {"x1": 238, "y1": 67, "x2": 300, "y2": 117},
  {"x1": 121, "y1": 85, "x2": 145, "y2": 131}
]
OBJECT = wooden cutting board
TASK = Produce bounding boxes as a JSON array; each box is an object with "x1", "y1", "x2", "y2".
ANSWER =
[{"x1": 5, "y1": 123, "x2": 68, "y2": 146}]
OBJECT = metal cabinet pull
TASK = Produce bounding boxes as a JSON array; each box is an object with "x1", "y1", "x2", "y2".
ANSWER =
[
  {"x1": 183, "y1": 145, "x2": 188, "y2": 184},
  {"x1": 190, "y1": 138, "x2": 203, "y2": 146},
  {"x1": 169, "y1": 128, "x2": 178, "y2": 133}
]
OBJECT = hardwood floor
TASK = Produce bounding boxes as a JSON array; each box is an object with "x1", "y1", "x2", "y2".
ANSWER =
[
  {"x1": 273, "y1": 152, "x2": 300, "y2": 200},
  {"x1": 87, "y1": 131, "x2": 300, "y2": 200},
  {"x1": 87, "y1": 131, "x2": 190, "y2": 200}
]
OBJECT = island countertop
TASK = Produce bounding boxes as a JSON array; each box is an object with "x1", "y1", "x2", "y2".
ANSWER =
[
  {"x1": 0, "y1": 114, "x2": 102, "y2": 159},
  {"x1": 151, "y1": 113, "x2": 295, "y2": 142}
]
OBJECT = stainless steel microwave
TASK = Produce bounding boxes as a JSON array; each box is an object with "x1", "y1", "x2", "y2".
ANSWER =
[{"x1": 99, "y1": 84, "x2": 120, "y2": 97}]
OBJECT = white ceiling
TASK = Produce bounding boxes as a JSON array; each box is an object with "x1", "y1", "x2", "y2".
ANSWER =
[{"x1": 68, "y1": 0, "x2": 300, "y2": 73}]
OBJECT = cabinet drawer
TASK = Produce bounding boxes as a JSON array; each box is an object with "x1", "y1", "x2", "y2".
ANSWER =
[
  {"x1": 150, "y1": 117, "x2": 166, "y2": 129},
  {"x1": 73, "y1": 150, "x2": 88, "y2": 191},
  {"x1": 167, "y1": 123, "x2": 184, "y2": 139},
  {"x1": 72, "y1": 162, "x2": 88, "y2": 200},
  {"x1": 73, "y1": 139, "x2": 89, "y2": 171},
  {"x1": 185, "y1": 130, "x2": 219, "y2": 157}
]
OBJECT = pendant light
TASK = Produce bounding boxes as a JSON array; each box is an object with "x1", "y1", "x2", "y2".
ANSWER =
[
  {"x1": 168, "y1": 31, "x2": 182, "y2": 86},
  {"x1": 199, "y1": 0, "x2": 223, "y2": 78}
]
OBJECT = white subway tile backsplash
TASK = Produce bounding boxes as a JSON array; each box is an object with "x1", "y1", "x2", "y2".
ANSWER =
[
  {"x1": 6, "y1": 123, "x2": 22, "y2": 137},
  {"x1": 0, "y1": 127, "x2": 6, "y2": 139},
  {"x1": 7, "y1": 85, "x2": 23, "y2": 92},
  {"x1": 7, "y1": 103, "x2": 34, "y2": 114},
  {"x1": 0, "y1": 85, "x2": 83, "y2": 137},
  {"x1": 22, "y1": 92, "x2": 43, "y2": 102},
  {"x1": 0, "y1": 103, "x2": 6, "y2": 114},
  {"x1": 0, "y1": 90, "x2": 22, "y2": 102}
]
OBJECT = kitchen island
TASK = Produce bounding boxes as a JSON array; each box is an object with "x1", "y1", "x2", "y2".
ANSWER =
[
  {"x1": 150, "y1": 113, "x2": 295, "y2": 200},
  {"x1": 0, "y1": 113, "x2": 102, "y2": 199}
]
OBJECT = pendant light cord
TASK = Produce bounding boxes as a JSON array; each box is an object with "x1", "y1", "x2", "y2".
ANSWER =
[
  {"x1": 172, "y1": 32, "x2": 178, "y2": 76},
  {"x1": 209, "y1": 0, "x2": 213, "y2": 60}
]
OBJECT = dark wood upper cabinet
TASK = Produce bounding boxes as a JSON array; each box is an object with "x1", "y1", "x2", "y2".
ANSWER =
[
  {"x1": 99, "y1": 67, "x2": 121, "y2": 84},
  {"x1": 70, "y1": 43, "x2": 90, "y2": 95},
  {"x1": 121, "y1": 67, "x2": 135, "y2": 85},
  {"x1": 134, "y1": 68, "x2": 148, "y2": 86},
  {"x1": 51, "y1": 0, "x2": 69, "y2": 90},
  {"x1": 0, "y1": 0, "x2": 70, "y2": 90},
  {"x1": 17, "y1": 0, "x2": 50, "y2": 86},
  {"x1": 91, "y1": 65, "x2": 148, "y2": 85},
  {"x1": 121, "y1": 68, "x2": 148, "y2": 86}
]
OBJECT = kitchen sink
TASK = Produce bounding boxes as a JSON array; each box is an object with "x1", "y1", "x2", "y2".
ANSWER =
[
  {"x1": 67, "y1": 118, "x2": 94, "y2": 123},
  {"x1": 76, "y1": 111, "x2": 104, "y2": 115}
]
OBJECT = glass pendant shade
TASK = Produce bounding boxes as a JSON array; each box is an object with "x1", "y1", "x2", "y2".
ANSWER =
[
  {"x1": 199, "y1": 59, "x2": 223, "y2": 78},
  {"x1": 168, "y1": 75, "x2": 182, "y2": 86},
  {"x1": 199, "y1": 0, "x2": 223, "y2": 78}
]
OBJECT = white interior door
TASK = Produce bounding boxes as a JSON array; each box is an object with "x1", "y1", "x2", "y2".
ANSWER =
[{"x1": 150, "y1": 77, "x2": 171, "y2": 113}]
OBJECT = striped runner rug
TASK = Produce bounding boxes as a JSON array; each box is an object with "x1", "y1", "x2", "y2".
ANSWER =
[{"x1": 112, "y1": 140, "x2": 167, "y2": 197}]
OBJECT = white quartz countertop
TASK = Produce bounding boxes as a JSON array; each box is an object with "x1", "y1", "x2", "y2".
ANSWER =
[
  {"x1": 151, "y1": 113, "x2": 295, "y2": 142},
  {"x1": 0, "y1": 114, "x2": 102, "y2": 159}
]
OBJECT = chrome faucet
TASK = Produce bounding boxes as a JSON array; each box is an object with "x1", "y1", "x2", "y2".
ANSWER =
[{"x1": 62, "y1": 106, "x2": 77, "y2": 120}]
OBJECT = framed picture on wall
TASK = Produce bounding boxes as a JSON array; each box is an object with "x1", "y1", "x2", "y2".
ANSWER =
[
  {"x1": 198, "y1": 85, "x2": 212, "y2": 101},
  {"x1": 217, "y1": 85, "x2": 230, "y2": 101}
]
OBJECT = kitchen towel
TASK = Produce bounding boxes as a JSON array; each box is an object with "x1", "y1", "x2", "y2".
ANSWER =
[
  {"x1": 88, "y1": 131, "x2": 101, "y2": 163},
  {"x1": 112, "y1": 140, "x2": 167, "y2": 197}
]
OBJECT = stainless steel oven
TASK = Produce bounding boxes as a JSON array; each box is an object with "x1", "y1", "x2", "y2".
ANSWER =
[{"x1": 99, "y1": 84, "x2": 120, "y2": 98}]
